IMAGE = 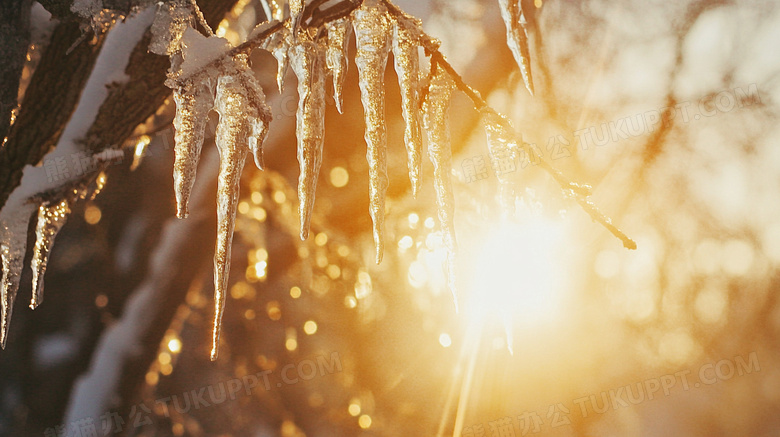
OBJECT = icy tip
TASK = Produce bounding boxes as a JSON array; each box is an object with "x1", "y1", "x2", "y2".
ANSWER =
[
  {"x1": 624, "y1": 239, "x2": 638, "y2": 250},
  {"x1": 300, "y1": 228, "x2": 309, "y2": 241},
  {"x1": 176, "y1": 204, "x2": 189, "y2": 219},
  {"x1": 253, "y1": 152, "x2": 265, "y2": 171},
  {"x1": 210, "y1": 348, "x2": 218, "y2": 361}
]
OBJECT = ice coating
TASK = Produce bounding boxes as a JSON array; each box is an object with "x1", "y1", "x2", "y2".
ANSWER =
[
  {"x1": 353, "y1": 0, "x2": 392, "y2": 263},
  {"x1": 173, "y1": 79, "x2": 214, "y2": 219},
  {"x1": 498, "y1": 0, "x2": 534, "y2": 95},
  {"x1": 289, "y1": 0, "x2": 304, "y2": 30},
  {"x1": 423, "y1": 65, "x2": 458, "y2": 310},
  {"x1": 211, "y1": 69, "x2": 253, "y2": 361},
  {"x1": 392, "y1": 15, "x2": 424, "y2": 196},
  {"x1": 481, "y1": 110, "x2": 520, "y2": 215},
  {"x1": 0, "y1": 202, "x2": 36, "y2": 348},
  {"x1": 238, "y1": 67, "x2": 273, "y2": 170},
  {"x1": 262, "y1": 23, "x2": 292, "y2": 93},
  {"x1": 325, "y1": 18, "x2": 352, "y2": 114},
  {"x1": 149, "y1": 0, "x2": 193, "y2": 56},
  {"x1": 30, "y1": 198, "x2": 71, "y2": 309},
  {"x1": 290, "y1": 39, "x2": 327, "y2": 241}
]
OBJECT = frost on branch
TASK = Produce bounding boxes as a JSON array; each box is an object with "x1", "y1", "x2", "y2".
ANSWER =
[
  {"x1": 392, "y1": 15, "x2": 424, "y2": 197},
  {"x1": 31, "y1": 199, "x2": 72, "y2": 309},
  {"x1": 172, "y1": 80, "x2": 215, "y2": 218},
  {"x1": 290, "y1": 38, "x2": 327, "y2": 241},
  {"x1": 325, "y1": 18, "x2": 352, "y2": 114},
  {"x1": 353, "y1": 0, "x2": 393, "y2": 264},
  {"x1": 423, "y1": 63, "x2": 458, "y2": 309},
  {"x1": 497, "y1": 0, "x2": 534, "y2": 96},
  {"x1": 149, "y1": 0, "x2": 194, "y2": 56}
]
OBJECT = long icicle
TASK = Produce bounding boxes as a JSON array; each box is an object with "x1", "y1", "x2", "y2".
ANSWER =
[
  {"x1": 497, "y1": 0, "x2": 534, "y2": 95},
  {"x1": 172, "y1": 79, "x2": 215, "y2": 219},
  {"x1": 325, "y1": 18, "x2": 352, "y2": 114},
  {"x1": 423, "y1": 63, "x2": 459, "y2": 311},
  {"x1": 392, "y1": 15, "x2": 424, "y2": 197},
  {"x1": 290, "y1": 37, "x2": 327, "y2": 240},
  {"x1": 353, "y1": 0, "x2": 392, "y2": 263},
  {"x1": 0, "y1": 203, "x2": 35, "y2": 348},
  {"x1": 211, "y1": 60, "x2": 253, "y2": 361},
  {"x1": 30, "y1": 198, "x2": 71, "y2": 309}
]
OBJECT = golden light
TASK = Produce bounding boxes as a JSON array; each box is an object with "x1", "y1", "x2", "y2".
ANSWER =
[
  {"x1": 158, "y1": 352, "x2": 171, "y2": 365},
  {"x1": 314, "y1": 232, "x2": 328, "y2": 246},
  {"x1": 131, "y1": 135, "x2": 151, "y2": 171},
  {"x1": 358, "y1": 414, "x2": 372, "y2": 429},
  {"x1": 290, "y1": 286, "x2": 302, "y2": 299},
  {"x1": 285, "y1": 326, "x2": 298, "y2": 351},
  {"x1": 329, "y1": 166, "x2": 349, "y2": 187},
  {"x1": 408, "y1": 212, "x2": 420, "y2": 228},
  {"x1": 438, "y1": 333, "x2": 452, "y2": 348},
  {"x1": 167, "y1": 338, "x2": 182, "y2": 353},
  {"x1": 84, "y1": 204, "x2": 102, "y2": 225},
  {"x1": 462, "y1": 217, "x2": 568, "y2": 352},
  {"x1": 348, "y1": 402, "x2": 361, "y2": 417},
  {"x1": 303, "y1": 320, "x2": 318, "y2": 335}
]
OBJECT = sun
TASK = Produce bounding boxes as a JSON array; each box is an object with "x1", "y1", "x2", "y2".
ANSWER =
[{"x1": 461, "y1": 215, "x2": 568, "y2": 352}]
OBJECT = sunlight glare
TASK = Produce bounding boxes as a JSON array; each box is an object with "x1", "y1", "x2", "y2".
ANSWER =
[{"x1": 463, "y1": 218, "x2": 568, "y2": 348}]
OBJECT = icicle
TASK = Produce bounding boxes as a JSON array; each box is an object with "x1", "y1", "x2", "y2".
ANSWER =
[
  {"x1": 149, "y1": 0, "x2": 193, "y2": 56},
  {"x1": 497, "y1": 0, "x2": 534, "y2": 96},
  {"x1": 0, "y1": 202, "x2": 35, "y2": 348},
  {"x1": 423, "y1": 64, "x2": 458, "y2": 311},
  {"x1": 237, "y1": 66, "x2": 273, "y2": 170},
  {"x1": 172, "y1": 79, "x2": 215, "y2": 219},
  {"x1": 481, "y1": 109, "x2": 521, "y2": 216},
  {"x1": 353, "y1": 0, "x2": 392, "y2": 263},
  {"x1": 290, "y1": 38, "x2": 327, "y2": 240},
  {"x1": 325, "y1": 18, "x2": 352, "y2": 114},
  {"x1": 210, "y1": 56, "x2": 258, "y2": 361},
  {"x1": 262, "y1": 23, "x2": 292, "y2": 93},
  {"x1": 392, "y1": 16, "x2": 424, "y2": 197},
  {"x1": 30, "y1": 199, "x2": 71, "y2": 309},
  {"x1": 289, "y1": 0, "x2": 304, "y2": 31}
]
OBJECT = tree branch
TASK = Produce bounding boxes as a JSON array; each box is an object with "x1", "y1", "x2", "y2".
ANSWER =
[
  {"x1": 0, "y1": 19, "x2": 106, "y2": 209},
  {"x1": 0, "y1": 0, "x2": 31, "y2": 148}
]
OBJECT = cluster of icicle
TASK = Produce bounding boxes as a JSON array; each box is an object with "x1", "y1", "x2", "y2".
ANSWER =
[
  {"x1": 0, "y1": 0, "x2": 624, "y2": 358},
  {"x1": 152, "y1": 0, "x2": 471, "y2": 359},
  {"x1": 1, "y1": 174, "x2": 106, "y2": 349}
]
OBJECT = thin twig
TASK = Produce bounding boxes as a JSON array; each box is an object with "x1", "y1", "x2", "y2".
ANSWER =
[{"x1": 175, "y1": 0, "x2": 362, "y2": 86}]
